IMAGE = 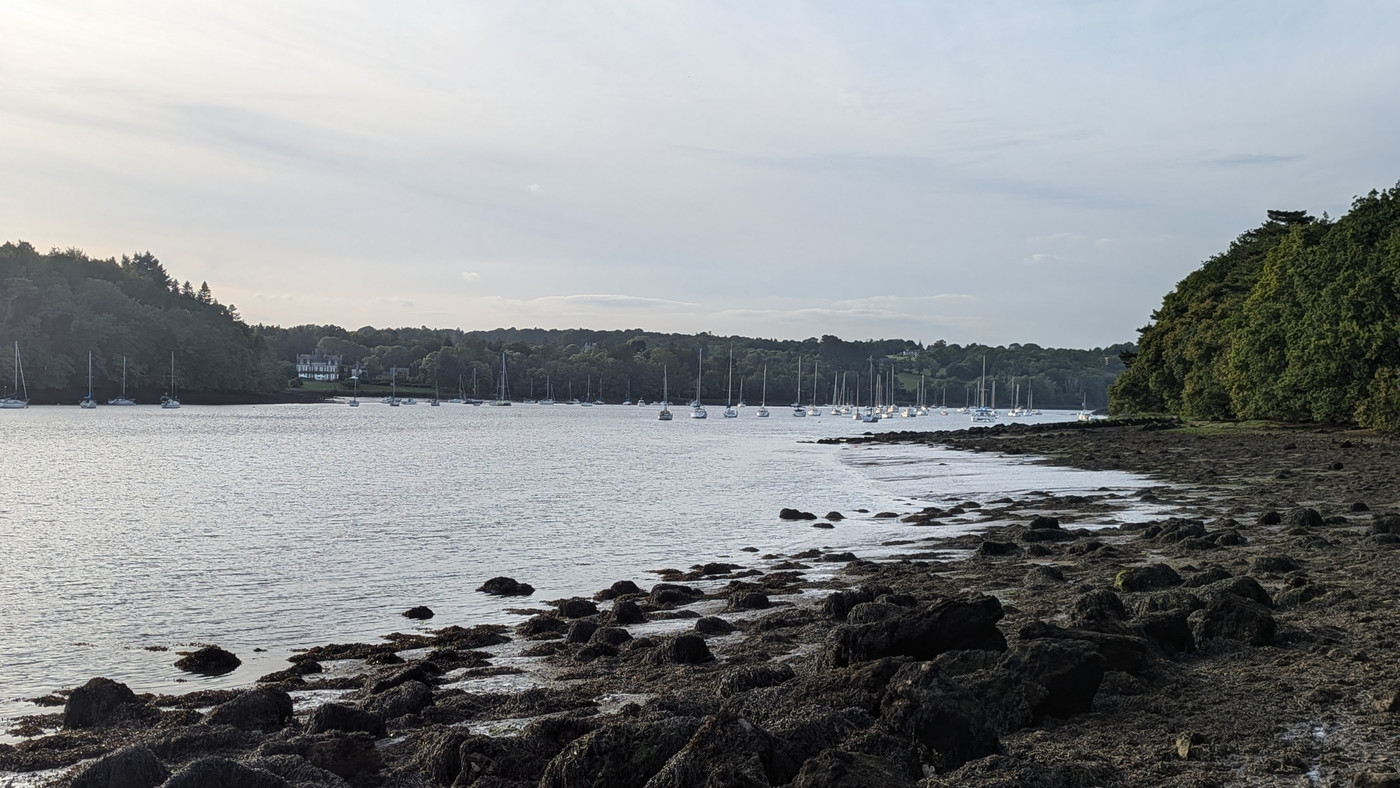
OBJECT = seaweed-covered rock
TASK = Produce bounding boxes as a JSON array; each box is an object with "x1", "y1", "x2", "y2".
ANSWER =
[
  {"x1": 363, "y1": 680, "x2": 433, "y2": 719},
  {"x1": 824, "y1": 595, "x2": 1006, "y2": 668},
  {"x1": 717, "y1": 663, "x2": 796, "y2": 698},
  {"x1": 306, "y1": 703, "x2": 387, "y2": 738},
  {"x1": 645, "y1": 713, "x2": 776, "y2": 787},
  {"x1": 1189, "y1": 595, "x2": 1275, "y2": 646},
  {"x1": 173, "y1": 646, "x2": 241, "y2": 676},
  {"x1": 539, "y1": 714, "x2": 704, "y2": 788},
  {"x1": 609, "y1": 599, "x2": 647, "y2": 625},
  {"x1": 202, "y1": 688, "x2": 293, "y2": 733},
  {"x1": 648, "y1": 634, "x2": 715, "y2": 665},
  {"x1": 242, "y1": 755, "x2": 350, "y2": 788},
  {"x1": 68, "y1": 745, "x2": 169, "y2": 788},
  {"x1": 163, "y1": 757, "x2": 289, "y2": 788},
  {"x1": 1115, "y1": 563, "x2": 1182, "y2": 592},
  {"x1": 880, "y1": 661, "x2": 1000, "y2": 772},
  {"x1": 695, "y1": 616, "x2": 737, "y2": 636},
  {"x1": 63, "y1": 677, "x2": 145, "y2": 729},
  {"x1": 558, "y1": 598, "x2": 599, "y2": 618},
  {"x1": 728, "y1": 591, "x2": 771, "y2": 611},
  {"x1": 478, "y1": 576, "x2": 535, "y2": 596},
  {"x1": 1070, "y1": 589, "x2": 1127, "y2": 630},
  {"x1": 1249, "y1": 554, "x2": 1300, "y2": 575},
  {"x1": 822, "y1": 586, "x2": 894, "y2": 621}
]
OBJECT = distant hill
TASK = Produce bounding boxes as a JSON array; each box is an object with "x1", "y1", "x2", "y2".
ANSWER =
[
  {"x1": 264, "y1": 325, "x2": 1130, "y2": 410},
  {"x1": 1109, "y1": 183, "x2": 1400, "y2": 431},
  {"x1": 0, "y1": 242, "x2": 284, "y2": 403},
  {"x1": 2, "y1": 240, "x2": 1131, "y2": 407}
]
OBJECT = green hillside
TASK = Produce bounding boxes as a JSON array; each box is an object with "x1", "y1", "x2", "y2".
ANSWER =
[{"x1": 1110, "y1": 183, "x2": 1400, "y2": 430}]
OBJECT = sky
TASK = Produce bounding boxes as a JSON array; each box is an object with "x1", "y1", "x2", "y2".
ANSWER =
[{"x1": 3, "y1": 1, "x2": 1399, "y2": 348}]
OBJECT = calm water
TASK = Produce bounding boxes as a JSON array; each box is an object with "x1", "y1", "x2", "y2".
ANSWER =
[{"x1": 0, "y1": 403, "x2": 1156, "y2": 730}]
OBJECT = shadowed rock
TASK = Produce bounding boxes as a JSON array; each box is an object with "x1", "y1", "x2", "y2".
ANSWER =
[
  {"x1": 63, "y1": 677, "x2": 146, "y2": 729},
  {"x1": 202, "y1": 688, "x2": 293, "y2": 733},
  {"x1": 173, "y1": 646, "x2": 241, "y2": 676},
  {"x1": 68, "y1": 745, "x2": 169, "y2": 788},
  {"x1": 478, "y1": 576, "x2": 535, "y2": 596}
]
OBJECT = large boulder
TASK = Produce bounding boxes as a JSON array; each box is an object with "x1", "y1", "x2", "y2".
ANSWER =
[
  {"x1": 823, "y1": 595, "x2": 1006, "y2": 668},
  {"x1": 1189, "y1": 595, "x2": 1276, "y2": 646},
  {"x1": 305, "y1": 703, "x2": 387, "y2": 738},
  {"x1": 162, "y1": 757, "x2": 289, "y2": 788},
  {"x1": 1069, "y1": 589, "x2": 1127, "y2": 630},
  {"x1": 647, "y1": 634, "x2": 714, "y2": 665},
  {"x1": 363, "y1": 680, "x2": 434, "y2": 719},
  {"x1": 202, "y1": 688, "x2": 293, "y2": 732},
  {"x1": 173, "y1": 646, "x2": 241, "y2": 676},
  {"x1": 788, "y1": 749, "x2": 917, "y2": 788},
  {"x1": 880, "y1": 661, "x2": 1000, "y2": 772},
  {"x1": 717, "y1": 663, "x2": 796, "y2": 698},
  {"x1": 257, "y1": 732, "x2": 381, "y2": 782},
  {"x1": 822, "y1": 586, "x2": 894, "y2": 621},
  {"x1": 63, "y1": 677, "x2": 145, "y2": 729},
  {"x1": 539, "y1": 714, "x2": 703, "y2": 788},
  {"x1": 974, "y1": 639, "x2": 1107, "y2": 731},
  {"x1": 645, "y1": 713, "x2": 776, "y2": 787},
  {"x1": 610, "y1": 599, "x2": 647, "y2": 625},
  {"x1": 68, "y1": 745, "x2": 169, "y2": 788},
  {"x1": 558, "y1": 598, "x2": 599, "y2": 618},
  {"x1": 242, "y1": 755, "x2": 350, "y2": 788},
  {"x1": 143, "y1": 724, "x2": 253, "y2": 761}
]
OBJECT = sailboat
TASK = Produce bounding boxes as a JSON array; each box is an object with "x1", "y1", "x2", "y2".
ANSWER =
[
  {"x1": 861, "y1": 360, "x2": 881, "y2": 422},
  {"x1": 659, "y1": 366, "x2": 673, "y2": 420},
  {"x1": 540, "y1": 374, "x2": 556, "y2": 405},
  {"x1": 723, "y1": 345, "x2": 737, "y2": 418},
  {"x1": 791, "y1": 358, "x2": 806, "y2": 417},
  {"x1": 464, "y1": 369, "x2": 483, "y2": 405},
  {"x1": 1078, "y1": 393, "x2": 1092, "y2": 422},
  {"x1": 806, "y1": 359, "x2": 822, "y2": 417},
  {"x1": 431, "y1": 379, "x2": 441, "y2": 406},
  {"x1": 489, "y1": 352, "x2": 512, "y2": 405},
  {"x1": 971, "y1": 357, "x2": 994, "y2": 423},
  {"x1": 108, "y1": 356, "x2": 135, "y2": 405},
  {"x1": 2, "y1": 341, "x2": 29, "y2": 409},
  {"x1": 580, "y1": 375, "x2": 594, "y2": 407},
  {"x1": 160, "y1": 352, "x2": 180, "y2": 409},
  {"x1": 449, "y1": 374, "x2": 466, "y2": 404},
  {"x1": 349, "y1": 374, "x2": 360, "y2": 407},
  {"x1": 690, "y1": 348, "x2": 707, "y2": 418},
  {"x1": 79, "y1": 351, "x2": 97, "y2": 408},
  {"x1": 385, "y1": 368, "x2": 401, "y2": 406},
  {"x1": 757, "y1": 365, "x2": 770, "y2": 417}
]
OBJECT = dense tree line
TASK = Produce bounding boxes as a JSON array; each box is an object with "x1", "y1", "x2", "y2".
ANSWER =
[
  {"x1": 266, "y1": 323, "x2": 1129, "y2": 410},
  {"x1": 1109, "y1": 183, "x2": 1400, "y2": 431},
  {"x1": 1, "y1": 240, "x2": 1129, "y2": 407},
  {"x1": 0, "y1": 242, "x2": 284, "y2": 403}
]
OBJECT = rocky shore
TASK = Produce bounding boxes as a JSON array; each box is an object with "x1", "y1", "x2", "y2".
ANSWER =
[{"x1": 5, "y1": 419, "x2": 1400, "y2": 787}]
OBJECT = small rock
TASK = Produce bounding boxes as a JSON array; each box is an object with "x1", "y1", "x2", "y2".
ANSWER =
[
  {"x1": 825, "y1": 511, "x2": 845, "y2": 520},
  {"x1": 174, "y1": 645, "x2": 241, "y2": 676},
  {"x1": 401, "y1": 606, "x2": 434, "y2": 620},
  {"x1": 477, "y1": 576, "x2": 534, "y2": 596},
  {"x1": 779, "y1": 508, "x2": 818, "y2": 520}
]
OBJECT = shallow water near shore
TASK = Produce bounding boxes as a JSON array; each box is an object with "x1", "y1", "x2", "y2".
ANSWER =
[{"x1": 0, "y1": 403, "x2": 1158, "y2": 734}]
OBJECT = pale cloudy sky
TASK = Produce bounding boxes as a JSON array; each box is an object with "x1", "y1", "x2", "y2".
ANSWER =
[{"x1": 3, "y1": 1, "x2": 1398, "y2": 347}]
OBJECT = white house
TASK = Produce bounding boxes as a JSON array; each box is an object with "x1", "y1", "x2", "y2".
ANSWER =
[{"x1": 296, "y1": 351, "x2": 342, "y2": 381}]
